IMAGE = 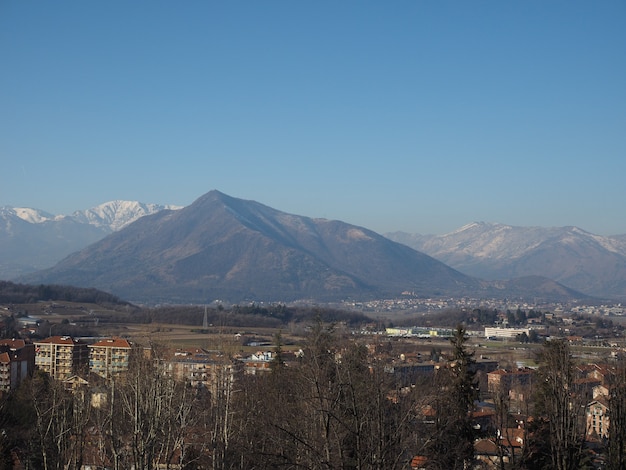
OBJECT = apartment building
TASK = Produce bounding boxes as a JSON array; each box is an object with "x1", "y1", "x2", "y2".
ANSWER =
[
  {"x1": 34, "y1": 336, "x2": 89, "y2": 380},
  {"x1": 487, "y1": 368, "x2": 534, "y2": 394},
  {"x1": 0, "y1": 339, "x2": 35, "y2": 392},
  {"x1": 88, "y1": 337, "x2": 132, "y2": 379},
  {"x1": 587, "y1": 399, "x2": 610, "y2": 439},
  {"x1": 241, "y1": 351, "x2": 275, "y2": 375},
  {"x1": 162, "y1": 347, "x2": 235, "y2": 397},
  {"x1": 487, "y1": 368, "x2": 535, "y2": 412},
  {"x1": 484, "y1": 327, "x2": 530, "y2": 339}
]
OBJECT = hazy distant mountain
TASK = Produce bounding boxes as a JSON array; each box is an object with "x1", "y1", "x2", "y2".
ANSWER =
[
  {"x1": 485, "y1": 275, "x2": 588, "y2": 302},
  {"x1": 0, "y1": 202, "x2": 178, "y2": 279},
  {"x1": 386, "y1": 222, "x2": 626, "y2": 299},
  {"x1": 22, "y1": 190, "x2": 505, "y2": 304}
]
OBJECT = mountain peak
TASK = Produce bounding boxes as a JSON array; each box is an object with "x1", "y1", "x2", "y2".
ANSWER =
[
  {"x1": 0, "y1": 200, "x2": 181, "y2": 280},
  {"x1": 194, "y1": 189, "x2": 231, "y2": 203},
  {"x1": 21, "y1": 190, "x2": 486, "y2": 303},
  {"x1": 0, "y1": 206, "x2": 56, "y2": 224},
  {"x1": 386, "y1": 223, "x2": 626, "y2": 299},
  {"x1": 452, "y1": 221, "x2": 500, "y2": 234},
  {"x1": 71, "y1": 200, "x2": 182, "y2": 231}
]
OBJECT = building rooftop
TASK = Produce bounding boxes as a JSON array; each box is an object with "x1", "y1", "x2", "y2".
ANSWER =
[
  {"x1": 34, "y1": 335, "x2": 85, "y2": 345},
  {"x1": 89, "y1": 337, "x2": 132, "y2": 348}
]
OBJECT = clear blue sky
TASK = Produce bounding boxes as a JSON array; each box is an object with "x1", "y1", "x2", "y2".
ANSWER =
[{"x1": 1, "y1": 1, "x2": 625, "y2": 235}]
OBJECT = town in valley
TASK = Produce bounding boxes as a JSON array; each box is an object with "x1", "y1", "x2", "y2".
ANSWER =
[{"x1": 1, "y1": 287, "x2": 626, "y2": 469}]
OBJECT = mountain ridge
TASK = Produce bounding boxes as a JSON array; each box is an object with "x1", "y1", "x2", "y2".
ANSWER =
[
  {"x1": 1, "y1": 195, "x2": 612, "y2": 302},
  {"x1": 385, "y1": 222, "x2": 626, "y2": 299},
  {"x1": 19, "y1": 191, "x2": 589, "y2": 304},
  {"x1": 69, "y1": 200, "x2": 182, "y2": 231},
  {"x1": 0, "y1": 201, "x2": 180, "y2": 279}
]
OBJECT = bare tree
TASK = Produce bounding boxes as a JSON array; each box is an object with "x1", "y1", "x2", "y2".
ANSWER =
[
  {"x1": 29, "y1": 371, "x2": 89, "y2": 470},
  {"x1": 608, "y1": 353, "x2": 626, "y2": 470},
  {"x1": 492, "y1": 381, "x2": 511, "y2": 470},
  {"x1": 337, "y1": 344, "x2": 416, "y2": 469},
  {"x1": 296, "y1": 318, "x2": 342, "y2": 468},
  {"x1": 153, "y1": 379, "x2": 196, "y2": 469},
  {"x1": 91, "y1": 379, "x2": 126, "y2": 470},
  {"x1": 116, "y1": 345, "x2": 198, "y2": 470},
  {"x1": 230, "y1": 321, "x2": 419, "y2": 470},
  {"x1": 207, "y1": 362, "x2": 237, "y2": 470},
  {"x1": 534, "y1": 339, "x2": 587, "y2": 470}
]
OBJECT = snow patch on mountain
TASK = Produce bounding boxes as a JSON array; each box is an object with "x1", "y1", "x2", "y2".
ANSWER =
[
  {"x1": 449, "y1": 221, "x2": 493, "y2": 235},
  {"x1": 0, "y1": 207, "x2": 57, "y2": 224},
  {"x1": 385, "y1": 222, "x2": 626, "y2": 298},
  {"x1": 71, "y1": 200, "x2": 182, "y2": 231},
  {"x1": 346, "y1": 228, "x2": 373, "y2": 241},
  {"x1": 2, "y1": 201, "x2": 182, "y2": 232},
  {"x1": 387, "y1": 222, "x2": 626, "y2": 262}
]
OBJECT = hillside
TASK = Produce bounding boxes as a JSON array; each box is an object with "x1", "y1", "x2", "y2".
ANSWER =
[
  {"x1": 22, "y1": 190, "x2": 490, "y2": 303},
  {"x1": 386, "y1": 222, "x2": 626, "y2": 299},
  {"x1": 0, "y1": 202, "x2": 178, "y2": 279}
]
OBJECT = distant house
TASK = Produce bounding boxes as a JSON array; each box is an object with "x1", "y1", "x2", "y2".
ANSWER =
[
  {"x1": 471, "y1": 406, "x2": 496, "y2": 434},
  {"x1": 473, "y1": 359, "x2": 499, "y2": 371},
  {"x1": 62, "y1": 374, "x2": 90, "y2": 391},
  {"x1": 34, "y1": 335, "x2": 89, "y2": 380},
  {"x1": 566, "y1": 335, "x2": 583, "y2": 344},
  {"x1": 241, "y1": 351, "x2": 275, "y2": 375},
  {"x1": 499, "y1": 427, "x2": 525, "y2": 458},
  {"x1": 487, "y1": 368, "x2": 535, "y2": 412},
  {"x1": 577, "y1": 363, "x2": 613, "y2": 385},
  {"x1": 410, "y1": 455, "x2": 428, "y2": 469},
  {"x1": 574, "y1": 376, "x2": 602, "y2": 401},
  {"x1": 593, "y1": 383, "x2": 609, "y2": 399},
  {"x1": 0, "y1": 339, "x2": 34, "y2": 392},
  {"x1": 16, "y1": 316, "x2": 40, "y2": 327},
  {"x1": 474, "y1": 438, "x2": 503, "y2": 467},
  {"x1": 484, "y1": 327, "x2": 530, "y2": 339},
  {"x1": 586, "y1": 399, "x2": 610, "y2": 439},
  {"x1": 487, "y1": 368, "x2": 534, "y2": 394},
  {"x1": 384, "y1": 362, "x2": 436, "y2": 387},
  {"x1": 162, "y1": 347, "x2": 235, "y2": 399},
  {"x1": 88, "y1": 337, "x2": 132, "y2": 379}
]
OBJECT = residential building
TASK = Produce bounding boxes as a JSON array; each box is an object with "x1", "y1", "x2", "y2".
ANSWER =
[
  {"x1": 0, "y1": 339, "x2": 34, "y2": 392},
  {"x1": 488, "y1": 368, "x2": 535, "y2": 412},
  {"x1": 499, "y1": 427, "x2": 525, "y2": 458},
  {"x1": 576, "y1": 363, "x2": 613, "y2": 385},
  {"x1": 241, "y1": 351, "x2": 274, "y2": 375},
  {"x1": 88, "y1": 337, "x2": 132, "y2": 379},
  {"x1": 34, "y1": 336, "x2": 89, "y2": 380},
  {"x1": 487, "y1": 368, "x2": 534, "y2": 394},
  {"x1": 473, "y1": 439, "x2": 503, "y2": 467},
  {"x1": 163, "y1": 347, "x2": 214, "y2": 385},
  {"x1": 384, "y1": 362, "x2": 436, "y2": 387},
  {"x1": 587, "y1": 399, "x2": 610, "y2": 439},
  {"x1": 410, "y1": 455, "x2": 428, "y2": 469},
  {"x1": 162, "y1": 347, "x2": 236, "y2": 398},
  {"x1": 593, "y1": 384, "x2": 609, "y2": 400},
  {"x1": 484, "y1": 327, "x2": 530, "y2": 339}
]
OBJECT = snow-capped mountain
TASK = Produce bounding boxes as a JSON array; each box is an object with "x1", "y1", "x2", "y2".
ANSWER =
[
  {"x1": 10, "y1": 207, "x2": 59, "y2": 224},
  {"x1": 386, "y1": 222, "x2": 626, "y2": 299},
  {"x1": 0, "y1": 201, "x2": 180, "y2": 279},
  {"x1": 70, "y1": 200, "x2": 182, "y2": 231},
  {"x1": 22, "y1": 190, "x2": 585, "y2": 304}
]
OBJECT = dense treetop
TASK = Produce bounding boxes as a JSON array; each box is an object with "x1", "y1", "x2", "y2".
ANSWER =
[{"x1": 0, "y1": 281, "x2": 128, "y2": 306}]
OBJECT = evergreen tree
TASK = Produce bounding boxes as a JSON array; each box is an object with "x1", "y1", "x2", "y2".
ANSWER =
[
  {"x1": 270, "y1": 331, "x2": 285, "y2": 371},
  {"x1": 424, "y1": 324, "x2": 478, "y2": 469}
]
